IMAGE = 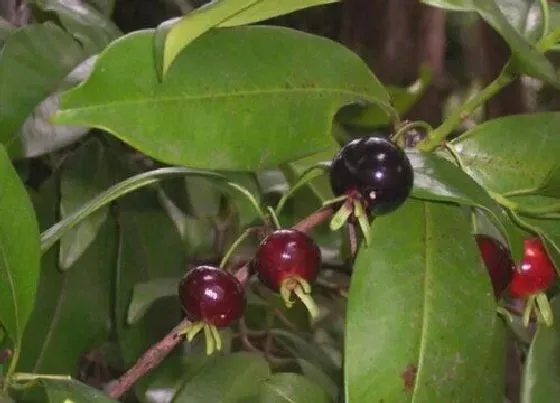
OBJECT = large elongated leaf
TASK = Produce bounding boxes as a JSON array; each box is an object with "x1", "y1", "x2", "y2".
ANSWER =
[
  {"x1": 422, "y1": 0, "x2": 560, "y2": 86},
  {"x1": 409, "y1": 149, "x2": 524, "y2": 260},
  {"x1": 17, "y1": 179, "x2": 116, "y2": 375},
  {"x1": 59, "y1": 138, "x2": 112, "y2": 269},
  {"x1": 521, "y1": 296, "x2": 560, "y2": 402},
  {"x1": 172, "y1": 352, "x2": 270, "y2": 402},
  {"x1": 452, "y1": 112, "x2": 560, "y2": 194},
  {"x1": 158, "y1": 0, "x2": 339, "y2": 76},
  {"x1": 345, "y1": 200, "x2": 505, "y2": 402},
  {"x1": 0, "y1": 22, "x2": 86, "y2": 152},
  {"x1": 53, "y1": 26, "x2": 391, "y2": 171},
  {"x1": 0, "y1": 145, "x2": 41, "y2": 359}
]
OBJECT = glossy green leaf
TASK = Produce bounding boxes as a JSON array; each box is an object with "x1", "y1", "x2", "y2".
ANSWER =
[
  {"x1": 422, "y1": 0, "x2": 560, "y2": 86},
  {"x1": 115, "y1": 190, "x2": 186, "y2": 367},
  {"x1": 53, "y1": 27, "x2": 391, "y2": 171},
  {"x1": 31, "y1": 0, "x2": 120, "y2": 53},
  {"x1": 41, "y1": 378, "x2": 117, "y2": 402},
  {"x1": 259, "y1": 373, "x2": 331, "y2": 403},
  {"x1": 172, "y1": 352, "x2": 270, "y2": 402},
  {"x1": 59, "y1": 139, "x2": 112, "y2": 269},
  {"x1": 452, "y1": 112, "x2": 560, "y2": 195},
  {"x1": 521, "y1": 296, "x2": 560, "y2": 402},
  {"x1": 0, "y1": 145, "x2": 41, "y2": 361},
  {"x1": 18, "y1": 183, "x2": 116, "y2": 374},
  {"x1": 408, "y1": 149, "x2": 524, "y2": 260},
  {"x1": 0, "y1": 22, "x2": 86, "y2": 152},
  {"x1": 496, "y1": 0, "x2": 545, "y2": 43},
  {"x1": 157, "y1": 0, "x2": 339, "y2": 77},
  {"x1": 156, "y1": 0, "x2": 259, "y2": 77},
  {"x1": 127, "y1": 277, "x2": 179, "y2": 325},
  {"x1": 41, "y1": 167, "x2": 225, "y2": 254},
  {"x1": 345, "y1": 200, "x2": 505, "y2": 402}
]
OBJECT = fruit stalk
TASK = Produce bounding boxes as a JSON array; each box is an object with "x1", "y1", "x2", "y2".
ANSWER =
[{"x1": 105, "y1": 205, "x2": 335, "y2": 399}]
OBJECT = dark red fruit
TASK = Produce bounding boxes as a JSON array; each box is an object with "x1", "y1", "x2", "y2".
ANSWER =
[
  {"x1": 253, "y1": 229, "x2": 321, "y2": 291},
  {"x1": 510, "y1": 238, "x2": 557, "y2": 298},
  {"x1": 475, "y1": 234, "x2": 514, "y2": 297},
  {"x1": 329, "y1": 136, "x2": 414, "y2": 215},
  {"x1": 178, "y1": 265, "x2": 245, "y2": 327}
]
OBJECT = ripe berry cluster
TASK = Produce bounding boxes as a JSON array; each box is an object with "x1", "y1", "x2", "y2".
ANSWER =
[{"x1": 177, "y1": 135, "x2": 415, "y2": 353}]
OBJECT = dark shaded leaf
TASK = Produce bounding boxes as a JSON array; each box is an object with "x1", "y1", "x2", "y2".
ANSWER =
[{"x1": 259, "y1": 372, "x2": 331, "y2": 403}]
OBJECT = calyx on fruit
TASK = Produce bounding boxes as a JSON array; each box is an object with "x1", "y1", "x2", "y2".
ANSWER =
[
  {"x1": 253, "y1": 229, "x2": 321, "y2": 319},
  {"x1": 510, "y1": 238, "x2": 557, "y2": 326},
  {"x1": 327, "y1": 136, "x2": 414, "y2": 244},
  {"x1": 178, "y1": 265, "x2": 246, "y2": 354}
]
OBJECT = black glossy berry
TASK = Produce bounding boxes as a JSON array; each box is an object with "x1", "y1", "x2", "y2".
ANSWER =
[
  {"x1": 254, "y1": 229, "x2": 321, "y2": 291},
  {"x1": 329, "y1": 136, "x2": 414, "y2": 215},
  {"x1": 178, "y1": 265, "x2": 245, "y2": 327}
]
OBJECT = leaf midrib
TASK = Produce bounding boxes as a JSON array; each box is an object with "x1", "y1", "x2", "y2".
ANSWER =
[
  {"x1": 60, "y1": 87, "x2": 378, "y2": 113},
  {"x1": 411, "y1": 202, "x2": 431, "y2": 402}
]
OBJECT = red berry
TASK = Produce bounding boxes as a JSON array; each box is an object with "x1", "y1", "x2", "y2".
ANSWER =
[
  {"x1": 254, "y1": 229, "x2": 321, "y2": 291},
  {"x1": 510, "y1": 238, "x2": 557, "y2": 298},
  {"x1": 329, "y1": 136, "x2": 413, "y2": 215},
  {"x1": 178, "y1": 265, "x2": 245, "y2": 327},
  {"x1": 475, "y1": 234, "x2": 514, "y2": 297}
]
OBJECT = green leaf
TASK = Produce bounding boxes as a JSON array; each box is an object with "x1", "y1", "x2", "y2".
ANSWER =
[
  {"x1": 59, "y1": 138, "x2": 112, "y2": 269},
  {"x1": 172, "y1": 352, "x2": 271, "y2": 402},
  {"x1": 53, "y1": 27, "x2": 391, "y2": 171},
  {"x1": 272, "y1": 329, "x2": 340, "y2": 382},
  {"x1": 408, "y1": 149, "x2": 524, "y2": 261},
  {"x1": 84, "y1": 0, "x2": 116, "y2": 16},
  {"x1": 17, "y1": 186, "x2": 116, "y2": 375},
  {"x1": 40, "y1": 167, "x2": 225, "y2": 254},
  {"x1": 157, "y1": 0, "x2": 339, "y2": 77},
  {"x1": 345, "y1": 200, "x2": 505, "y2": 402},
  {"x1": 115, "y1": 190, "x2": 186, "y2": 367},
  {"x1": 156, "y1": 0, "x2": 260, "y2": 77},
  {"x1": 259, "y1": 373, "x2": 331, "y2": 403},
  {"x1": 0, "y1": 22, "x2": 86, "y2": 152},
  {"x1": 127, "y1": 277, "x2": 179, "y2": 325},
  {"x1": 297, "y1": 360, "x2": 339, "y2": 402},
  {"x1": 422, "y1": 0, "x2": 560, "y2": 86},
  {"x1": 41, "y1": 378, "x2": 117, "y2": 402},
  {"x1": 452, "y1": 112, "x2": 560, "y2": 194},
  {"x1": 0, "y1": 145, "x2": 41, "y2": 364},
  {"x1": 496, "y1": 0, "x2": 546, "y2": 43},
  {"x1": 521, "y1": 296, "x2": 560, "y2": 402},
  {"x1": 31, "y1": 0, "x2": 120, "y2": 53}
]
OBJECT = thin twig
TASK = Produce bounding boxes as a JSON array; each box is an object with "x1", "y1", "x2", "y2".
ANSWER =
[
  {"x1": 106, "y1": 320, "x2": 188, "y2": 399},
  {"x1": 292, "y1": 206, "x2": 334, "y2": 233}
]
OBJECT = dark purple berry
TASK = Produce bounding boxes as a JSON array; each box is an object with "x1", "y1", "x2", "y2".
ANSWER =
[
  {"x1": 329, "y1": 136, "x2": 413, "y2": 215},
  {"x1": 178, "y1": 265, "x2": 245, "y2": 327},
  {"x1": 254, "y1": 229, "x2": 321, "y2": 291}
]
